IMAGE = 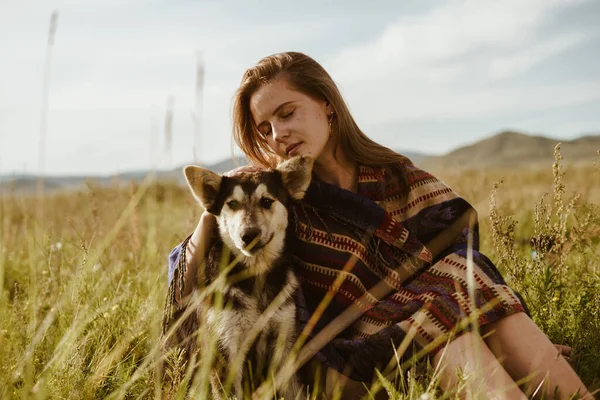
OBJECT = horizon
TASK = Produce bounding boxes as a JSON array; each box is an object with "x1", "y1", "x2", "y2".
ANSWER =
[
  {"x1": 2, "y1": 0, "x2": 600, "y2": 176},
  {"x1": 2, "y1": 129, "x2": 598, "y2": 179}
]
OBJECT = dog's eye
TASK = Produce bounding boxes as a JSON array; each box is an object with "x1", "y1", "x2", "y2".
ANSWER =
[
  {"x1": 260, "y1": 198, "x2": 274, "y2": 209},
  {"x1": 227, "y1": 200, "x2": 241, "y2": 210}
]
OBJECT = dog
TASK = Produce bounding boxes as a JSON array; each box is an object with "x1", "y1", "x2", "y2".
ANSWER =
[{"x1": 180, "y1": 155, "x2": 313, "y2": 399}]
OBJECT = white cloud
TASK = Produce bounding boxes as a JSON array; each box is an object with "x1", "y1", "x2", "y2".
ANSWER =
[
  {"x1": 0, "y1": 1, "x2": 334, "y2": 174},
  {"x1": 1, "y1": 0, "x2": 598, "y2": 175},
  {"x1": 323, "y1": 0, "x2": 597, "y2": 128},
  {"x1": 488, "y1": 32, "x2": 590, "y2": 79},
  {"x1": 327, "y1": 0, "x2": 588, "y2": 81}
]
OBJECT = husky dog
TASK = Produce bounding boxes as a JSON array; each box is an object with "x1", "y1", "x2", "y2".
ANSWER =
[{"x1": 182, "y1": 155, "x2": 313, "y2": 399}]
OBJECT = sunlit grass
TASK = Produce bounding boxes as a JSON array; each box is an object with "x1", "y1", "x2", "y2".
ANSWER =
[{"x1": 1, "y1": 148, "x2": 598, "y2": 398}]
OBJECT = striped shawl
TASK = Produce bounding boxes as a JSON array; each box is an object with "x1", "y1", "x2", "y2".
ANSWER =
[{"x1": 288, "y1": 161, "x2": 527, "y2": 381}]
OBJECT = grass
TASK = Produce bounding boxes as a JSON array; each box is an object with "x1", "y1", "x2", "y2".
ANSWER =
[{"x1": 1, "y1": 148, "x2": 599, "y2": 399}]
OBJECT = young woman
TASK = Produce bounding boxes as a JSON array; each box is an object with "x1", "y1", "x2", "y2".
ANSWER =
[{"x1": 164, "y1": 52, "x2": 590, "y2": 399}]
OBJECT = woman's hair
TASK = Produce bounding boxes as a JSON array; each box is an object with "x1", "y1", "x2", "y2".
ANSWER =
[{"x1": 232, "y1": 51, "x2": 412, "y2": 171}]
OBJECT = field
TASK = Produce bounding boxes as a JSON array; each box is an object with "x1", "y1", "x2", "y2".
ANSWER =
[{"x1": 1, "y1": 149, "x2": 599, "y2": 399}]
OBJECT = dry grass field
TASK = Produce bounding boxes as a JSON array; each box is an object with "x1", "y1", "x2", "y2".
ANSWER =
[{"x1": 1, "y1": 148, "x2": 599, "y2": 399}]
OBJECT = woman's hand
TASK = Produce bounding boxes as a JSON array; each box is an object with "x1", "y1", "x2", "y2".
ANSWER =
[
  {"x1": 224, "y1": 164, "x2": 261, "y2": 177},
  {"x1": 555, "y1": 344, "x2": 573, "y2": 361},
  {"x1": 175, "y1": 210, "x2": 216, "y2": 303}
]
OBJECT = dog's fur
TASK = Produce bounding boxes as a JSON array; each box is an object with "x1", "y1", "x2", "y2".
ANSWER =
[{"x1": 177, "y1": 156, "x2": 313, "y2": 398}]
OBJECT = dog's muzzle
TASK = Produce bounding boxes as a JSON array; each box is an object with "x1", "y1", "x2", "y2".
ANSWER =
[
  {"x1": 240, "y1": 229, "x2": 275, "y2": 254},
  {"x1": 240, "y1": 228, "x2": 264, "y2": 253},
  {"x1": 241, "y1": 228, "x2": 261, "y2": 246}
]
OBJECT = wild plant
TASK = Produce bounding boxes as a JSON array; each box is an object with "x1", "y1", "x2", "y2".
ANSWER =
[
  {"x1": 1, "y1": 148, "x2": 599, "y2": 398},
  {"x1": 488, "y1": 144, "x2": 600, "y2": 387}
]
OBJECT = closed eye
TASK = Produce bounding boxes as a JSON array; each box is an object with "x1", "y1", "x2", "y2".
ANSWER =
[
  {"x1": 258, "y1": 124, "x2": 272, "y2": 137},
  {"x1": 280, "y1": 109, "x2": 294, "y2": 119},
  {"x1": 257, "y1": 107, "x2": 294, "y2": 137},
  {"x1": 260, "y1": 197, "x2": 274, "y2": 209}
]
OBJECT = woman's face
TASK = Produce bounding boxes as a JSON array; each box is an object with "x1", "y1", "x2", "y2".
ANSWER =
[{"x1": 250, "y1": 78, "x2": 333, "y2": 161}]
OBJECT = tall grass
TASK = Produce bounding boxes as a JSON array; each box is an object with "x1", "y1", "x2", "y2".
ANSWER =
[
  {"x1": 487, "y1": 146, "x2": 600, "y2": 386},
  {"x1": 1, "y1": 148, "x2": 598, "y2": 398}
]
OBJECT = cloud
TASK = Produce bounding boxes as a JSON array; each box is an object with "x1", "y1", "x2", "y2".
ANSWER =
[
  {"x1": 327, "y1": 0, "x2": 589, "y2": 81},
  {"x1": 1, "y1": 0, "x2": 599, "y2": 175},
  {"x1": 323, "y1": 0, "x2": 598, "y2": 127},
  {"x1": 0, "y1": 1, "x2": 335, "y2": 174},
  {"x1": 488, "y1": 32, "x2": 591, "y2": 79}
]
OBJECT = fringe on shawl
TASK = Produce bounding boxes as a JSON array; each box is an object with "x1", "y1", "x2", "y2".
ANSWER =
[{"x1": 162, "y1": 233, "x2": 193, "y2": 335}]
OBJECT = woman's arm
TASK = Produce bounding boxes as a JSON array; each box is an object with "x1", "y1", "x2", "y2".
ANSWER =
[{"x1": 175, "y1": 210, "x2": 216, "y2": 303}]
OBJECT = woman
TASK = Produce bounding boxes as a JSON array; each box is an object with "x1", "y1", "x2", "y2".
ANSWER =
[{"x1": 164, "y1": 52, "x2": 590, "y2": 399}]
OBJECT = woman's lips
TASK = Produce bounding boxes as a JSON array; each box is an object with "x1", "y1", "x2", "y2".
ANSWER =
[{"x1": 286, "y1": 143, "x2": 301, "y2": 156}]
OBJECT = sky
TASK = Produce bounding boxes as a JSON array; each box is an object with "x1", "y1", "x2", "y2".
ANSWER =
[{"x1": 1, "y1": 0, "x2": 599, "y2": 176}]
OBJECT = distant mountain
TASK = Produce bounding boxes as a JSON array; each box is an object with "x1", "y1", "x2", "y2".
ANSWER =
[
  {"x1": 206, "y1": 155, "x2": 250, "y2": 174},
  {"x1": 2, "y1": 132, "x2": 598, "y2": 194},
  {"x1": 396, "y1": 150, "x2": 428, "y2": 165},
  {"x1": 420, "y1": 131, "x2": 600, "y2": 170},
  {"x1": 0, "y1": 157, "x2": 250, "y2": 195}
]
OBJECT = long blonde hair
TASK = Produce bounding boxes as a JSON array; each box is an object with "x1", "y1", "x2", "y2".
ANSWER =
[{"x1": 232, "y1": 52, "x2": 411, "y2": 177}]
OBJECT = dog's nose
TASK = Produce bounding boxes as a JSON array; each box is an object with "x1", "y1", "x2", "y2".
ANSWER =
[{"x1": 241, "y1": 228, "x2": 261, "y2": 246}]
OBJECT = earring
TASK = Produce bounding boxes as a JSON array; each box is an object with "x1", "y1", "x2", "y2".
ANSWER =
[{"x1": 328, "y1": 113, "x2": 333, "y2": 134}]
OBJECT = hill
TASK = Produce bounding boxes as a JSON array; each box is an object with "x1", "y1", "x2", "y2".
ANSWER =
[
  {"x1": 0, "y1": 158, "x2": 251, "y2": 195},
  {"x1": 420, "y1": 131, "x2": 600, "y2": 170},
  {"x1": 2, "y1": 133, "x2": 598, "y2": 194}
]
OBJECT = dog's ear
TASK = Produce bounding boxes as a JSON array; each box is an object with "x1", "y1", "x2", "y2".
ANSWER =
[
  {"x1": 183, "y1": 165, "x2": 222, "y2": 212},
  {"x1": 277, "y1": 156, "x2": 314, "y2": 200}
]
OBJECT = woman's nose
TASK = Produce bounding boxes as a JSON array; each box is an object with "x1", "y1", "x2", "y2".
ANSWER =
[{"x1": 271, "y1": 123, "x2": 289, "y2": 143}]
